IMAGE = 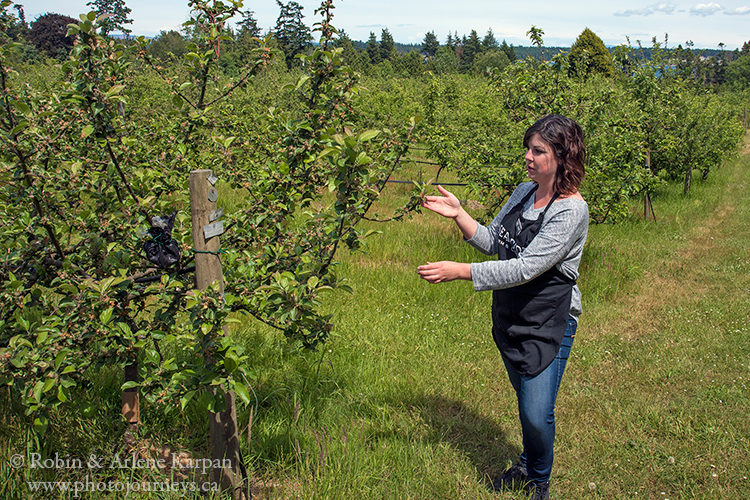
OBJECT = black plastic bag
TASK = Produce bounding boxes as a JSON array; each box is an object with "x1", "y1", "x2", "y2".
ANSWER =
[{"x1": 143, "y1": 212, "x2": 181, "y2": 269}]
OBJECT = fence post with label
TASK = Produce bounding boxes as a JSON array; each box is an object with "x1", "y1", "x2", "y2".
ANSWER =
[{"x1": 189, "y1": 169, "x2": 247, "y2": 499}]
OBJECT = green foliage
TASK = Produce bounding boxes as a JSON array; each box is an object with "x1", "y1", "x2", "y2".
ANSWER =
[
  {"x1": 428, "y1": 45, "x2": 459, "y2": 74},
  {"x1": 379, "y1": 28, "x2": 395, "y2": 61},
  {"x1": 481, "y1": 29, "x2": 498, "y2": 51},
  {"x1": 273, "y1": 0, "x2": 312, "y2": 67},
  {"x1": 147, "y1": 29, "x2": 188, "y2": 61},
  {"x1": 569, "y1": 27, "x2": 614, "y2": 79},
  {"x1": 500, "y1": 40, "x2": 516, "y2": 62},
  {"x1": 726, "y1": 54, "x2": 750, "y2": 89},
  {"x1": 460, "y1": 30, "x2": 481, "y2": 70},
  {"x1": 421, "y1": 30, "x2": 439, "y2": 57},
  {"x1": 471, "y1": 49, "x2": 509, "y2": 76},
  {"x1": 1, "y1": 4, "x2": 746, "y2": 476},
  {"x1": 366, "y1": 31, "x2": 379, "y2": 64},
  {"x1": 85, "y1": 0, "x2": 133, "y2": 36},
  {"x1": 237, "y1": 9, "x2": 261, "y2": 38},
  {"x1": 526, "y1": 25, "x2": 544, "y2": 49},
  {"x1": 0, "y1": 0, "x2": 419, "y2": 438}
]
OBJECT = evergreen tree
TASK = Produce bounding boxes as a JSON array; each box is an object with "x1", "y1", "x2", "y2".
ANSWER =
[
  {"x1": 462, "y1": 30, "x2": 481, "y2": 70},
  {"x1": 233, "y1": 10, "x2": 262, "y2": 65},
  {"x1": 568, "y1": 27, "x2": 614, "y2": 78},
  {"x1": 237, "y1": 10, "x2": 261, "y2": 38},
  {"x1": 445, "y1": 33, "x2": 454, "y2": 49},
  {"x1": 380, "y1": 28, "x2": 395, "y2": 61},
  {"x1": 273, "y1": 0, "x2": 312, "y2": 67},
  {"x1": 85, "y1": 0, "x2": 133, "y2": 36},
  {"x1": 336, "y1": 32, "x2": 366, "y2": 71},
  {"x1": 481, "y1": 28, "x2": 498, "y2": 51},
  {"x1": 422, "y1": 30, "x2": 439, "y2": 57},
  {"x1": 366, "y1": 31, "x2": 380, "y2": 63},
  {"x1": 431, "y1": 45, "x2": 459, "y2": 74},
  {"x1": 500, "y1": 40, "x2": 517, "y2": 62}
]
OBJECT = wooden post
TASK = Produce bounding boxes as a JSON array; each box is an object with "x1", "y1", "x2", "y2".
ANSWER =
[
  {"x1": 189, "y1": 170, "x2": 247, "y2": 500},
  {"x1": 121, "y1": 299, "x2": 139, "y2": 446},
  {"x1": 744, "y1": 106, "x2": 748, "y2": 129},
  {"x1": 122, "y1": 361, "x2": 139, "y2": 427},
  {"x1": 644, "y1": 150, "x2": 656, "y2": 222}
]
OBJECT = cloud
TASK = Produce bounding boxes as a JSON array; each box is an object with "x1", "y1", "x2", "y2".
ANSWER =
[
  {"x1": 724, "y1": 6, "x2": 750, "y2": 14},
  {"x1": 614, "y1": 2, "x2": 676, "y2": 16},
  {"x1": 689, "y1": 3, "x2": 723, "y2": 16}
]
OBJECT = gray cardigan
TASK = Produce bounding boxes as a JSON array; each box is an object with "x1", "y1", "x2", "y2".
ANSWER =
[{"x1": 466, "y1": 182, "x2": 589, "y2": 319}]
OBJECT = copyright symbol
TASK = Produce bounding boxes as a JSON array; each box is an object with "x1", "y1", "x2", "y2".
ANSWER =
[{"x1": 10, "y1": 454, "x2": 24, "y2": 468}]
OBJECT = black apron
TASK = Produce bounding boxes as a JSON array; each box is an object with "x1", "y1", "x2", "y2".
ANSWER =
[{"x1": 491, "y1": 185, "x2": 575, "y2": 377}]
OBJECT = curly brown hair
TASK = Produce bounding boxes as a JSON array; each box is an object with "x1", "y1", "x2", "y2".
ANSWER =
[{"x1": 523, "y1": 115, "x2": 585, "y2": 195}]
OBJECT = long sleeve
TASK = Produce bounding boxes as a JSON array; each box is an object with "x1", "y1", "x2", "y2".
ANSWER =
[{"x1": 469, "y1": 200, "x2": 589, "y2": 291}]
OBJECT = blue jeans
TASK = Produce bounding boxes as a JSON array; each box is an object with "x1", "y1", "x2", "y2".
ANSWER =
[{"x1": 501, "y1": 315, "x2": 577, "y2": 484}]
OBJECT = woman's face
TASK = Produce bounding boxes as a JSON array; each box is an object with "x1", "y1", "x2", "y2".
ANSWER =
[{"x1": 524, "y1": 134, "x2": 558, "y2": 185}]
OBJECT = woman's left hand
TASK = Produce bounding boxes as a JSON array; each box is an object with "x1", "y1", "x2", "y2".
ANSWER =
[{"x1": 417, "y1": 261, "x2": 471, "y2": 283}]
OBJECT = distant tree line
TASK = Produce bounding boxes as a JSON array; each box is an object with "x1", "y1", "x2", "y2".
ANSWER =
[{"x1": 3, "y1": 0, "x2": 749, "y2": 88}]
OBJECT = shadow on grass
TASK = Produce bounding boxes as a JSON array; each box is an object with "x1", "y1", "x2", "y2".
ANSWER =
[{"x1": 402, "y1": 393, "x2": 519, "y2": 485}]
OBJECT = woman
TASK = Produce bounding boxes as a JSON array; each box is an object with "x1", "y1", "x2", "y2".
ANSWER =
[{"x1": 417, "y1": 115, "x2": 589, "y2": 500}]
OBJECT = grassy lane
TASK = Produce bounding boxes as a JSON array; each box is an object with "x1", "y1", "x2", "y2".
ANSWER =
[
  {"x1": 1, "y1": 141, "x2": 745, "y2": 499},
  {"x1": 246, "y1": 135, "x2": 750, "y2": 499},
  {"x1": 556, "y1": 137, "x2": 750, "y2": 499}
]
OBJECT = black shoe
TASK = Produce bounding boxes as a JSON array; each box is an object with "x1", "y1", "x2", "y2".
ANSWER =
[
  {"x1": 525, "y1": 480, "x2": 549, "y2": 500},
  {"x1": 491, "y1": 462, "x2": 528, "y2": 491}
]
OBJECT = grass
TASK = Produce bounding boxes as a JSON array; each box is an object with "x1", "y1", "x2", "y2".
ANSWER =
[{"x1": 1, "y1": 137, "x2": 748, "y2": 498}]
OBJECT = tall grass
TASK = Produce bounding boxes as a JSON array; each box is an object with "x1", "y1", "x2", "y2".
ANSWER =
[{"x1": 2, "y1": 141, "x2": 748, "y2": 498}]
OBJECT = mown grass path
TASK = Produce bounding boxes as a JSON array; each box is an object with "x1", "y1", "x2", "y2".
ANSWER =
[
  {"x1": 554, "y1": 136, "x2": 750, "y2": 498},
  {"x1": 254, "y1": 137, "x2": 750, "y2": 499}
]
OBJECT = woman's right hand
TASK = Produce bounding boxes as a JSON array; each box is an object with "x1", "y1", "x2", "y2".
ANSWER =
[{"x1": 422, "y1": 185, "x2": 462, "y2": 219}]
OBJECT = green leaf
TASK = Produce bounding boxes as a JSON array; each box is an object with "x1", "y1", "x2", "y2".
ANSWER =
[
  {"x1": 295, "y1": 75, "x2": 310, "y2": 90},
  {"x1": 224, "y1": 351, "x2": 239, "y2": 373},
  {"x1": 57, "y1": 385, "x2": 68, "y2": 403},
  {"x1": 105, "y1": 85, "x2": 125, "y2": 97},
  {"x1": 9, "y1": 120, "x2": 28, "y2": 136},
  {"x1": 180, "y1": 390, "x2": 196, "y2": 410},
  {"x1": 359, "y1": 129, "x2": 380, "y2": 142},
  {"x1": 81, "y1": 125, "x2": 94, "y2": 138},
  {"x1": 42, "y1": 378, "x2": 55, "y2": 393},
  {"x1": 99, "y1": 308, "x2": 113, "y2": 325},
  {"x1": 121, "y1": 381, "x2": 140, "y2": 390},
  {"x1": 32, "y1": 381, "x2": 44, "y2": 403},
  {"x1": 36, "y1": 330, "x2": 48, "y2": 345},
  {"x1": 12, "y1": 100, "x2": 30, "y2": 115},
  {"x1": 33, "y1": 416, "x2": 49, "y2": 436},
  {"x1": 233, "y1": 381, "x2": 251, "y2": 405}
]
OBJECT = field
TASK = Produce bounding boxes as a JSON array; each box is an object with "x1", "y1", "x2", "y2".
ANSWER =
[
  {"x1": 222, "y1": 136, "x2": 747, "y2": 498},
  {"x1": 2, "y1": 127, "x2": 749, "y2": 500},
  {"x1": 2, "y1": 7, "x2": 750, "y2": 498}
]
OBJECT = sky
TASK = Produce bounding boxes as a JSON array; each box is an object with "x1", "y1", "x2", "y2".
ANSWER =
[{"x1": 16, "y1": 1, "x2": 750, "y2": 50}]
